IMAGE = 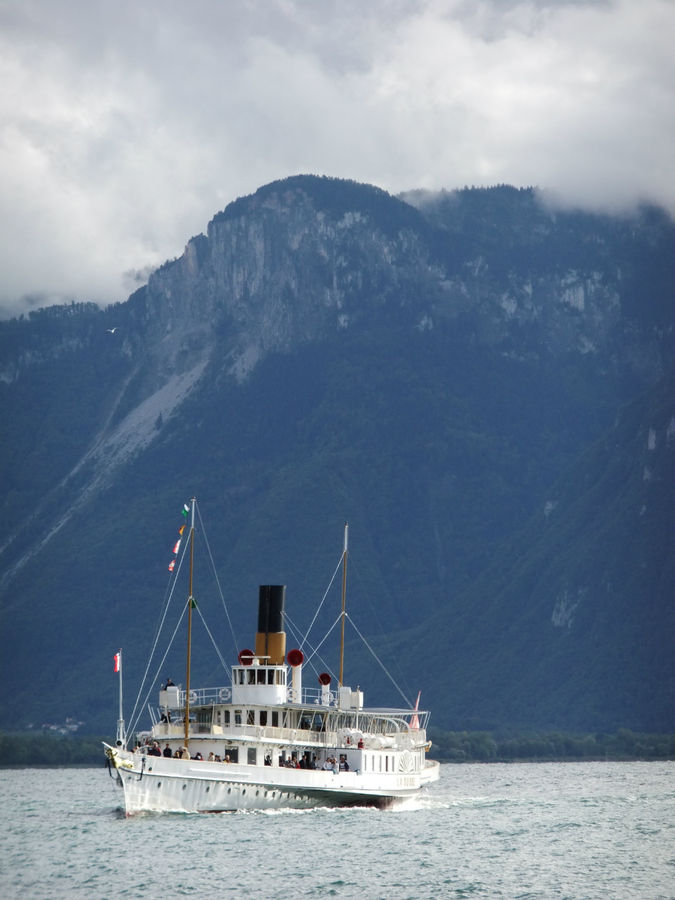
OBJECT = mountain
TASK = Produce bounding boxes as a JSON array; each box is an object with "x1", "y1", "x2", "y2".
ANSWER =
[{"x1": 1, "y1": 175, "x2": 674, "y2": 735}]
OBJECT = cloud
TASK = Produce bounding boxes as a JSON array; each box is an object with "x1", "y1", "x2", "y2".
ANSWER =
[{"x1": 1, "y1": 0, "x2": 673, "y2": 317}]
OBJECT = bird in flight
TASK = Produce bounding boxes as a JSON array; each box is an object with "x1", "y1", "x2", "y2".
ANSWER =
[{"x1": 106, "y1": 327, "x2": 118, "y2": 333}]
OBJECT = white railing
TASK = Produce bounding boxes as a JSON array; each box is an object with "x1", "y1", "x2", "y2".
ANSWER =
[{"x1": 164, "y1": 685, "x2": 430, "y2": 734}]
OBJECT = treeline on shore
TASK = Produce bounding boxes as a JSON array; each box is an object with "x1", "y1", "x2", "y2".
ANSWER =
[
  {"x1": 0, "y1": 733, "x2": 108, "y2": 767},
  {"x1": 429, "y1": 728, "x2": 675, "y2": 762},
  {"x1": 1, "y1": 728, "x2": 674, "y2": 767}
]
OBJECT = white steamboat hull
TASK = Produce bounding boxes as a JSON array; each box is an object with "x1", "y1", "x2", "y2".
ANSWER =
[{"x1": 107, "y1": 747, "x2": 439, "y2": 814}]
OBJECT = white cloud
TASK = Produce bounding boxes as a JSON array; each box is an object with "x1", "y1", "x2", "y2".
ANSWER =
[{"x1": 1, "y1": 0, "x2": 673, "y2": 317}]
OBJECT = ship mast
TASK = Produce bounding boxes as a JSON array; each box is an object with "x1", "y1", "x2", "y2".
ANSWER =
[
  {"x1": 183, "y1": 497, "x2": 196, "y2": 749},
  {"x1": 338, "y1": 522, "x2": 348, "y2": 686},
  {"x1": 115, "y1": 648, "x2": 125, "y2": 747}
]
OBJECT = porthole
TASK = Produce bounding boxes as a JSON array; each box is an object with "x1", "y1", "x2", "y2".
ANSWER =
[
  {"x1": 157, "y1": 782, "x2": 162, "y2": 788},
  {"x1": 227, "y1": 788, "x2": 232, "y2": 794},
  {"x1": 182, "y1": 784, "x2": 187, "y2": 790}
]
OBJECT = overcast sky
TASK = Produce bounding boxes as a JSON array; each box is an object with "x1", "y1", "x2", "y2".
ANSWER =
[{"x1": 1, "y1": 0, "x2": 673, "y2": 317}]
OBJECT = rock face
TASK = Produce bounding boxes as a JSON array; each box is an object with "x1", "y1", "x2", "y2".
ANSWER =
[
  {"x1": 1, "y1": 175, "x2": 674, "y2": 735},
  {"x1": 112, "y1": 177, "x2": 673, "y2": 396}
]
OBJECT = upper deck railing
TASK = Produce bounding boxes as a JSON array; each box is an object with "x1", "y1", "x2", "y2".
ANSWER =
[{"x1": 159, "y1": 684, "x2": 429, "y2": 733}]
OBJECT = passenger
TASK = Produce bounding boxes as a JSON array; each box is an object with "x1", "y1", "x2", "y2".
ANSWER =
[
  {"x1": 165, "y1": 677, "x2": 175, "y2": 688},
  {"x1": 163, "y1": 743, "x2": 172, "y2": 758},
  {"x1": 215, "y1": 755, "x2": 222, "y2": 762},
  {"x1": 357, "y1": 738, "x2": 364, "y2": 749},
  {"x1": 173, "y1": 749, "x2": 181, "y2": 758},
  {"x1": 192, "y1": 752, "x2": 203, "y2": 760},
  {"x1": 178, "y1": 746, "x2": 189, "y2": 759},
  {"x1": 208, "y1": 752, "x2": 215, "y2": 761},
  {"x1": 148, "y1": 742, "x2": 162, "y2": 757},
  {"x1": 224, "y1": 755, "x2": 231, "y2": 763}
]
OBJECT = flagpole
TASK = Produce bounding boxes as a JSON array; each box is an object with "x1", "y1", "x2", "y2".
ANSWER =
[
  {"x1": 116, "y1": 648, "x2": 126, "y2": 747},
  {"x1": 338, "y1": 522, "x2": 348, "y2": 687},
  {"x1": 184, "y1": 498, "x2": 196, "y2": 751}
]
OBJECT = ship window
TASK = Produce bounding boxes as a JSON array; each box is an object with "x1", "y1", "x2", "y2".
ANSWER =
[
  {"x1": 385, "y1": 756, "x2": 389, "y2": 772},
  {"x1": 234, "y1": 710, "x2": 242, "y2": 725},
  {"x1": 271, "y1": 711, "x2": 279, "y2": 727},
  {"x1": 267, "y1": 670, "x2": 275, "y2": 684},
  {"x1": 276, "y1": 670, "x2": 285, "y2": 685},
  {"x1": 224, "y1": 710, "x2": 230, "y2": 724},
  {"x1": 379, "y1": 756, "x2": 382, "y2": 772},
  {"x1": 259, "y1": 711, "x2": 267, "y2": 726},
  {"x1": 228, "y1": 748, "x2": 239, "y2": 763},
  {"x1": 237, "y1": 670, "x2": 245, "y2": 685},
  {"x1": 247, "y1": 710, "x2": 255, "y2": 725},
  {"x1": 247, "y1": 670, "x2": 255, "y2": 684},
  {"x1": 247, "y1": 747, "x2": 257, "y2": 765},
  {"x1": 257, "y1": 669, "x2": 265, "y2": 684}
]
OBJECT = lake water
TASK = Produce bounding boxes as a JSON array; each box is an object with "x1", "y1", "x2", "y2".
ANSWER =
[{"x1": 1, "y1": 761, "x2": 673, "y2": 899}]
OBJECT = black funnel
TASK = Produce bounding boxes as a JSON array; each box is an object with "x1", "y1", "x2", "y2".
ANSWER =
[{"x1": 258, "y1": 585, "x2": 285, "y2": 634}]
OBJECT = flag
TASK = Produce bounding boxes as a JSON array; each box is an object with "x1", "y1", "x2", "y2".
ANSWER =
[
  {"x1": 173, "y1": 538, "x2": 181, "y2": 555},
  {"x1": 410, "y1": 690, "x2": 421, "y2": 730},
  {"x1": 113, "y1": 651, "x2": 121, "y2": 673},
  {"x1": 168, "y1": 559, "x2": 175, "y2": 572},
  {"x1": 181, "y1": 503, "x2": 190, "y2": 517},
  {"x1": 178, "y1": 524, "x2": 185, "y2": 535}
]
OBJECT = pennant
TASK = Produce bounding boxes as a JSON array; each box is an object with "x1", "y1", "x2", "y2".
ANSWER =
[
  {"x1": 410, "y1": 690, "x2": 421, "y2": 730},
  {"x1": 113, "y1": 652, "x2": 121, "y2": 673},
  {"x1": 173, "y1": 538, "x2": 181, "y2": 555},
  {"x1": 168, "y1": 559, "x2": 175, "y2": 572},
  {"x1": 178, "y1": 524, "x2": 185, "y2": 535},
  {"x1": 181, "y1": 503, "x2": 190, "y2": 517}
]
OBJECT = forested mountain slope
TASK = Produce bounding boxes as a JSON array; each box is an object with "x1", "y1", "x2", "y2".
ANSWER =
[{"x1": 1, "y1": 176, "x2": 673, "y2": 734}]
